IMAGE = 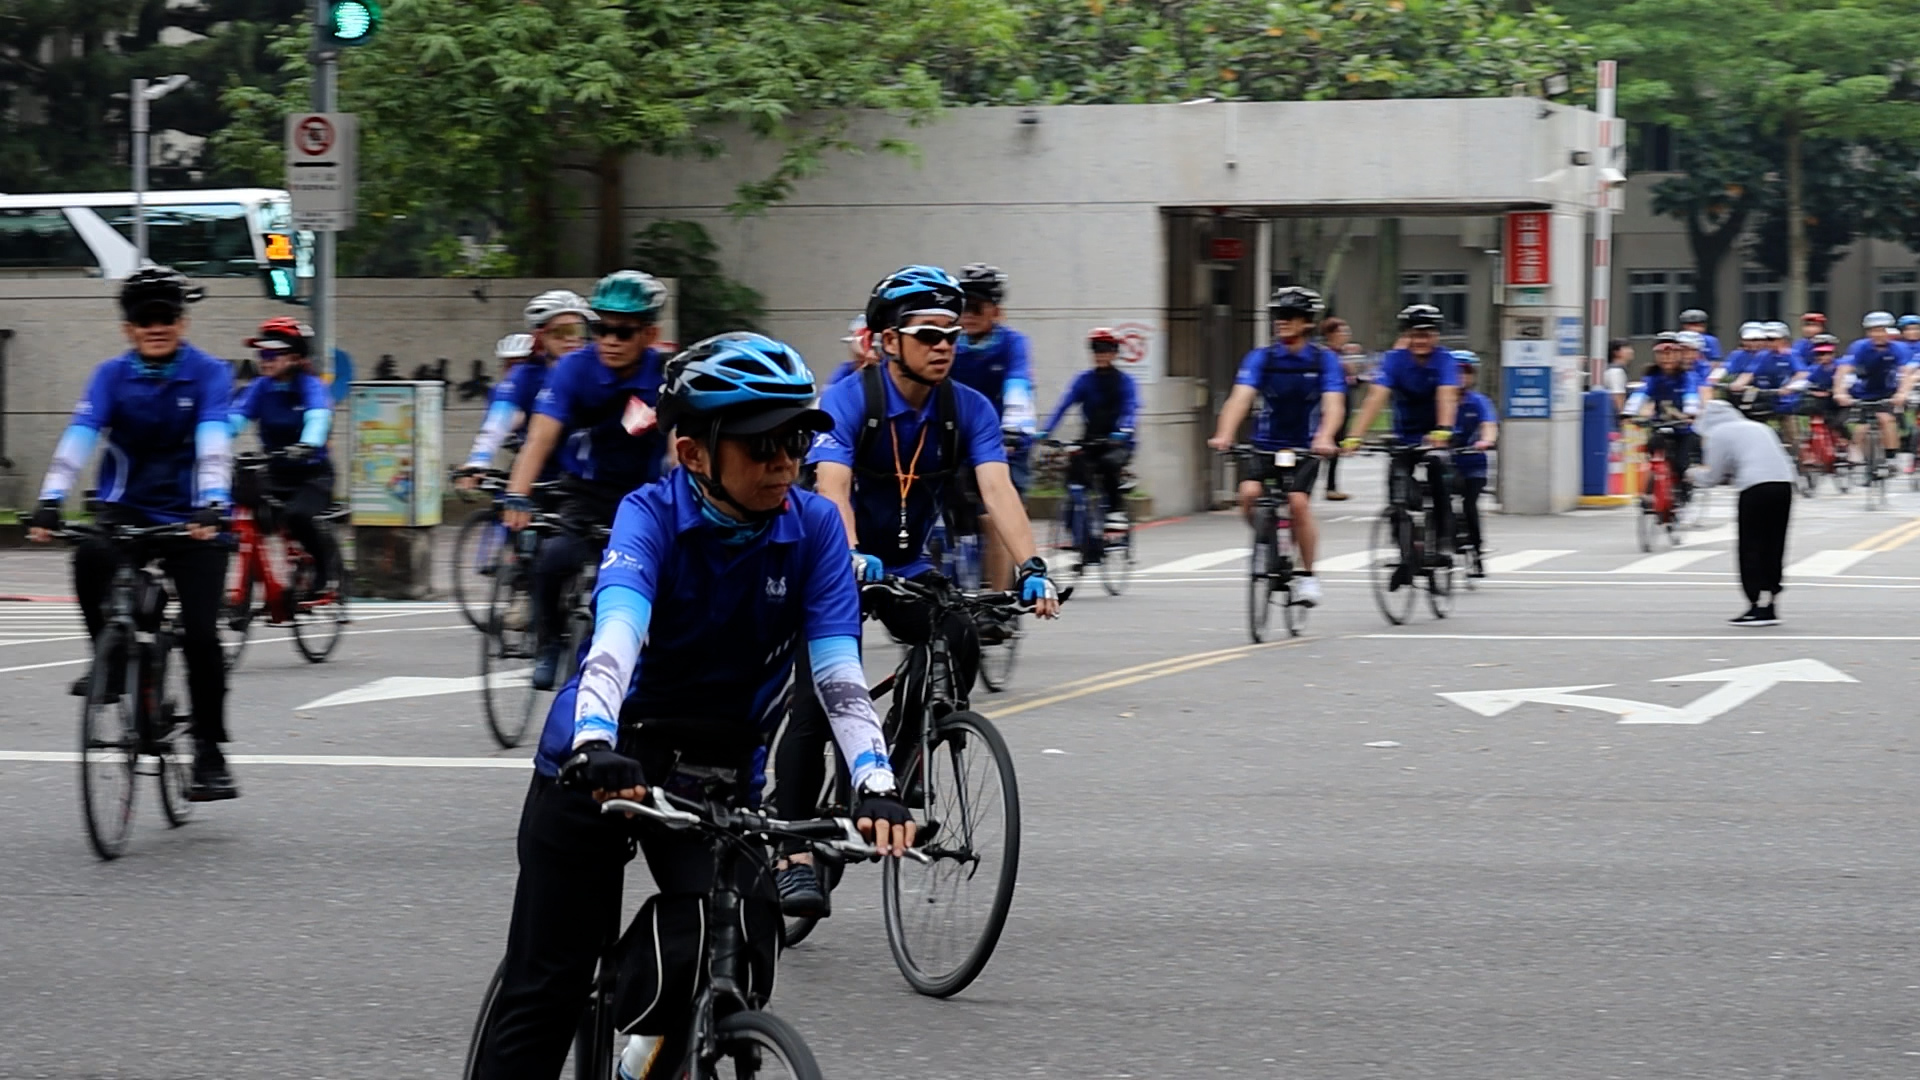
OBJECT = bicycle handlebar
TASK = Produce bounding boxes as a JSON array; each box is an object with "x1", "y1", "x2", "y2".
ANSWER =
[
  {"x1": 53, "y1": 520, "x2": 199, "y2": 544},
  {"x1": 599, "y1": 789, "x2": 930, "y2": 864},
  {"x1": 860, "y1": 574, "x2": 1070, "y2": 614}
]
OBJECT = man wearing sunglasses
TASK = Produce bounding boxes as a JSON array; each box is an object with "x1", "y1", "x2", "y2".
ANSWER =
[
  {"x1": 472, "y1": 333, "x2": 908, "y2": 1079},
  {"x1": 771, "y1": 264, "x2": 1060, "y2": 917},
  {"x1": 458, "y1": 288, "x2": 593, "y2": 487},
  {"x1": 28, "y1": 265, "x2": 239, "y2": 801},
  {"x1": 504, "y1": 270, "x2": 672, "y2": 690},
  {"x1": 954, "y1": 263, "x2": 1038, "y2": 588}
]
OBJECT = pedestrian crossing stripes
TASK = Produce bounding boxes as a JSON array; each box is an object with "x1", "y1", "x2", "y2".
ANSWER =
[
  {"x1": 1483, "y1": 549, "x2": 1575, "y2": 573},
  {"x1": 1612, "y1": 549, "x2": 1723, "y2": 575},
  {"x1": 1135, "y1": 544, "x2": 1918, "y2": 580}
]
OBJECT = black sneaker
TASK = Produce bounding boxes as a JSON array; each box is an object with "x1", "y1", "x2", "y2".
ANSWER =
[
  {"x1": 1468, "y1": 552, "x2": 1487, "y2": 579},
  {"x1": 1389, "y1": 562, "x2": 1414, "y2": 591},
  {"x1": 776, "y1": 862, "x2": 828, "y2": 919},
  {"x1": 530, "y1": 643, "x2": 563, "y2": 690},
  {"x1": 70, "y1": 670, "x2": 121, "y2": 704},
  {"x1": 1728, "y1": 607, "x2": 1778, "y2": 628},
  {"x1": 189, "y1": 745, "x2": 240, "y2": 802}
]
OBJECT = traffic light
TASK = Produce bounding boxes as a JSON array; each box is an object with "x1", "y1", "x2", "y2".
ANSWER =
[
  {"x1": 319, "y1": 0, "x2": 382, "y2": 48},
  {"x1": 261, "y1": 231, "x2": 300, "y2": 301}
]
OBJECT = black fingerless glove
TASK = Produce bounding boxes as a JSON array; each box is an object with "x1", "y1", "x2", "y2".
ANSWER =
[{"x1": 559, "y1": 741, "x2": 645, "y2": 792}]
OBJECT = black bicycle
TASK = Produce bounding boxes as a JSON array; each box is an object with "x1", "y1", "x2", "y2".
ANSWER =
[
  {"x1": 462, "y1": 787, "x2": 915, "y2": 1080},
  {"x1": 478, "y1": 489, "x2": 605, "y2": 749},
  {"x1": 58, "y1": 518, "x2": 209, "y2": 860},
  {"x1": 781, "y1": 576, "x2": 1054, "y2": 998},
  {"x1": 450, "y1": 467, "x2": 514, "y2": 631},
  {"x1": 1226, "y1": 445, "x2": 1313, "y2": 641},
  {"x1": 1041, "y1": 438, "x2": 1137, "y2": 597},
  {"x1": 1362, "y1": 441, "x2": 1455, "y2": 625},
  {"x1": 1847, "y1": 400, "x2": 1895, "y2": 510}
]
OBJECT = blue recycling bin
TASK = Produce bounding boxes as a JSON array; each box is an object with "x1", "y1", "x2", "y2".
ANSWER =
[{"x1": 1581, "y1": 389, "x2": 1615, "y2": 496}]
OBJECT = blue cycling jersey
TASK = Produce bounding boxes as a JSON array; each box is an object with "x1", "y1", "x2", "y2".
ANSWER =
[
  {"x1": 1374, "y1": 348, "x2": 1461, "y2": 441},
  {"x1": 1841, "y1": 338, "x2": 1915, "y2": 401},
  {"x1": 1043, "y1": 366, "x2": 1139, "y2": 442},
  {"x1": 807, "y1": 370, "x2": 1005, "y2": 578},
  {"x1": 1633, "y1": 367, "x2": 1702, "y2": 426},
  {"x1": 231, "y1": 372, "x2": 332, "y2": 475},
  {"x1": 41, "y1": 344, "x2": 233, "y2": 521},
  {"x1": 1743, "y1": 351, "x2": 1805, "y2": 392},
  {"x1": 952, "y1": 325, "x2": 1035, "y2": 431},
  {"x1": 1451, "y1": 390, "x2": 1499, "y2": 479},
  {"x1": 533, "y1": 473, "x2": 870, "y2": 778},
  {"x1": 533, "y1": 344, "x2": 668, "y2": 491},
  {"x1": 1234, "y1": 341, "x2": 1345, "y2": 450}
]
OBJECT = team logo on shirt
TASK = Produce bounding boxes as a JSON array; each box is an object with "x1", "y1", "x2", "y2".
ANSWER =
[
  {"x1": 177, "y1": 396, "x2": 193, "y2": 410},
  {"x1": 600, "y1": 549, "x2": 644, "y2": 573},
  {"x1": 621, "y1": 394, "x2": 657, "y2": 436},
  {"x1": 765, "y1": 576, "x2": 787, "y2": 600}
]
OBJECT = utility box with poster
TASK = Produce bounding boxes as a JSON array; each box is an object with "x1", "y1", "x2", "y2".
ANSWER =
[{"x1": 347, "y1": 381, "x2": 443, "y2": 598}]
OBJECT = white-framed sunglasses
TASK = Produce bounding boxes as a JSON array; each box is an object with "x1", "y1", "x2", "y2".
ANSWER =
[{"x1": 894, "y1": 324, "x2": 963, "y2": 347}]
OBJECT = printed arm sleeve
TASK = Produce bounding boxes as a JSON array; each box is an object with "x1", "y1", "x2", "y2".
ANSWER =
[
  {"x1": 1001, "y1": 334, "x2": 1036, "y2": 433},
  {"x1": 38, "y1": 426, "x2": 98, "y2": 503},
  {"x1": 465, "y1": 401, "x2": 519, "y2": 467},
  {"x1": 572, "y1": 498, "x2": 664, "y2": 749},
  {"x1": 1040, "y1": 373, "x2": 1084, "y2": 438},
  {"x1": 194, "y1": 361, "x2": 234, "y2": 505},
  {"x1": 801, "y1": 502, "x2": 891, "y2": 792}
]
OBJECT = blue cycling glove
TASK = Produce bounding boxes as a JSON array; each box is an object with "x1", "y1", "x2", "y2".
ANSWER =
[
  {"x1": 502, "y1": 492, "x2": 532, "y2": 515},
  {"x1": 852, "y1": 551, "x2": 886, "y2": 583},
  {"x1": 1017, "y1": 557, "x2": 1057, "y2": 605}
]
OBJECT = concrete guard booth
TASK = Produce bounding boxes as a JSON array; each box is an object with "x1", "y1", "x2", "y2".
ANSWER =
[{"x1": 597, "y1": 97, "x2": 1602, "y2": 516}]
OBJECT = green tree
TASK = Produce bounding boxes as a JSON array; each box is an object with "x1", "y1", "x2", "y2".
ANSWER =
[
  {"x1": 630, "y1": 220, "x2": 766, "y2": 343},
  {"x1": 213, "y1": 0, "x2": 1018, "y2": 277}
]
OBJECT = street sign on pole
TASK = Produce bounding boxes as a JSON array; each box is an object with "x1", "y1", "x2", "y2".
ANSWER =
[{"x1": 285, "y1": 111, "x2": 358, "y2": 231}]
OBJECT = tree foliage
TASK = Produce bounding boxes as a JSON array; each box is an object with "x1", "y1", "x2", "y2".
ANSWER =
[
  {"x1": 630, "y1": 220, "x2": 766, "y2": 342},
  {"x1": 935, "y1": 0, "x2": 1589, "y2": 106}
]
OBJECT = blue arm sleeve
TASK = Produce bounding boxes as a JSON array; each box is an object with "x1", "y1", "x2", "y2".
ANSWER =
[
  {"x1": 38, "y1": 425, "x2": 99, "y2": 502},
  {"x1": 228, "y1": 412, "x2": 248, "y2": 439},
  {"x1": 466, "y1": 401, "x2": 520, "y2": 467},
  {"x1": 300, "y1": 409, "x2": 332, "y2": 446},
  {"x1": 1040, "y1": 373, "x2": 1083, "y2": 438},
  {"x1": 194, "y1": 421, "x2": 233, "y2": 505}
]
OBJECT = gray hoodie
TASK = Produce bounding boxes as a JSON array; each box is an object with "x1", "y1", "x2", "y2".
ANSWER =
[{"x1": 1697, "y1": 399, "x2": 1795, "y2": 490}]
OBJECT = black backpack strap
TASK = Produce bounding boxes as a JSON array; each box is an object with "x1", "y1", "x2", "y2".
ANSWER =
[
  {"x1": 935, "y1": 379, "x2": 962, "y2": 476},
  {"x1": 852, "y1": 364, "x2": 888, "y2": 475}
]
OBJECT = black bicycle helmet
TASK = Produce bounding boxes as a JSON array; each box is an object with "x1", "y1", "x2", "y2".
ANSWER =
[
  {"x1": 1398, "y1": 303, "x2": 1444, "y2": 332},
  {"x1": 1267, "y1": 286, "x2": 1325, "y2": 321},
  {"x1": 957, "y1": 263, "x2": 1007, "y2": 305},
  {"x1": 118, "y1": 265, "x2": 199, "y2": 321}
]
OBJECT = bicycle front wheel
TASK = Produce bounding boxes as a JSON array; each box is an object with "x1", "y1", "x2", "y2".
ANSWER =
[
  {"x1": 461, "y1": 960, "x2": 506, "y2": 1080},
  {"x1": 883, "y1": 710, "x2": 1020, "y2": 998},
  {"x1": 1099, "y1": 523, "x2": 1134, "y2": 596},
  {"x1": 453, "y1": 507, "x2": 507, "y2": 631},
  {"x1": 79, "y1": 626, "x2": 138, "y2": 860},
  {"x1": 1864, "y1": 427, "x2": 1886, "y2": 509},
  {"x1": 1246, "y1": 540, "x2": 1273, "y2": 644},
  {"x1": 480, "y1": 566, "x2": 545, "y2": 749},
  {"x1": 221, "y1": 560, "x2": 256, "y2": 673},
  {"x1": 1368, "y1": 510, "x2": 1416, "y2": 626},
  {"x1": 704, "y1": 1010, "x2": 823, "y2": 1080},
  {"x1": 291, "y1": 543, "x2": 348, "y2": 663},
  {"x1": 1426, "y1": 518, "x2": 1454, "y2": 620}
]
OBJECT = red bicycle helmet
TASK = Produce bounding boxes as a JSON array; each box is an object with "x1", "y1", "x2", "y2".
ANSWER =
[
  {"x1": 1087, "y1": 327, "x2": 1123, "y2": 348},
  {"x1": 246, "y1": 315, "x2": 315, "y2": 357}
]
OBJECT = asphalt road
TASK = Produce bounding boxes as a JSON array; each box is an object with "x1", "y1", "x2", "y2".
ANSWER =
[{"x1": 3, "y1": 467, "x2": 1919, "y2": 1079}]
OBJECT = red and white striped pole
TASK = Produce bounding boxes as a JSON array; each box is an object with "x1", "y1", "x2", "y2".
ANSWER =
[{"x1": 1589, "y1": 59, "x2": 1618, "y2": 386}]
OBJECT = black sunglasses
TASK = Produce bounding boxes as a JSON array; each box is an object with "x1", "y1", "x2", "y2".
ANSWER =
[
  {"x1": 590, "y1": 321, "x2": 650, "y2": 341},
  {"x1": 129, "y1": 310, "x2": 182, "y2": 329},
  {"x1": 895, "y1": 324, "x2": 964, "y2": 347},
  {"x1": 1090, "y1": 343, "x2": 1120, "y2": 354},
  {"x1": 743, "y1": 428, "x2": 816, "y2": 463}
]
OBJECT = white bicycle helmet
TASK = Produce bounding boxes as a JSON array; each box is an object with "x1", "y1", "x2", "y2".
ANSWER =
[
  {"x1": 1863, "y1": 310, "x2": 1897, "y2": 329},
  {"x1": 496, "y1": 333, "x2": 535, "y2": 359},
  {"x1": 1738, "y1": 321, "x2": 1764, "y2": 340},
  {"x1": 523, "y1": 289, "x2": 593, "y2": 330}
]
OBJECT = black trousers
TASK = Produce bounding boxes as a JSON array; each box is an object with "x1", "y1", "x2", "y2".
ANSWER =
[
  {"x1": 534, "y1": 480, "x2": 621, "y2": 647},
  {"x1": 269, "y1": 465, "x2": 338, "y2": 583},
  {"x1": 772, "y1": 580, "x2": 979, "y2": 836},
  {"x1": 1389, "y1": 449, "x2": 1455, "y2": 552},
  {"x1": 1736, "y1": 481, "x2": 1793, "y2": 605},
  {"x1": 475, "y1": 721, "x2": 776, "y2": 1080},
  {"x1": 1457, "y1": 474, "x2": 1487, "y2": 550},
  {"x1": 1065, "y1": 442, "x2": 1129, "y2": 519},
  {"x1": 73, "y1": 505, "x2": 230, "y2": 743}
]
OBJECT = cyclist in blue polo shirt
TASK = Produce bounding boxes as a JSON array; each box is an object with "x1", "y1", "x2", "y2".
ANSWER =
[
  {"x1": 503, "y1": 270, "x2": 672, "y2": 689},
  {"x1": 954, "y1": 264, "x2": 1039, "y2": 588},
  {"x1": 458, "y1": 289, "x2": 592, "y2": 484},
  {"x1": 1790, "y1": 313, "x2": 1829, "y2": 364},
  {"x1": 772, "y1": 265, "x2": 1060, "y2": 917},
  {"x1": 1039, "y1": 326, "x2": 1140, "y2": 570},
  {"x1": 1837, "y1": 310, "x2": 1920, "y2": 474},
  {"x1": 1450, "y1": 352, "x2": 1499, "y2": 579},
  {"x1": 1728, "y1": 322, "x2": 1807, "y2": 456},
  {"x1": 472, "y1": 333, "x2": 910, "y2": 1080},
  {"x1": 1679, "y1": 307, "x2": 1721, "y2": 368},
  {"x1": 1625, "y1": 332, "x2": 1704, "y2": 503},
  {"x1": 28, "y1": 266, "x2": 237, "y2": 801},
  {"x1": 1342, "y1": 303, "x2": 1462, "y2": 567},
  {"x1": 1208, "y1": 286, "x2": 1344, "y2": 607},
  {"x1": 229, "y1": 315, "x2": 340, "y2": 595}
]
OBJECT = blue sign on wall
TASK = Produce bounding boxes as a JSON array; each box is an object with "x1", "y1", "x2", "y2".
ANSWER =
[
  {"x1": 1555, "y1": 316, "x2": 1582, "y2": 357},
  {"x1": 1505, "y1": 365, "x2": 1553, "y2": 419}
]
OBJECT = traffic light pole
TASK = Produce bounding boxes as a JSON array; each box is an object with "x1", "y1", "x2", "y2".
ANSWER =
[{"x1": 311, "y1": 0, "x2": 337, "y2": 382}]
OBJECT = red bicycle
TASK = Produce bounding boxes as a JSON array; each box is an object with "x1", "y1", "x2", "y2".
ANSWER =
[
  {"x1": 222, "y1": 451, "x2": 350, "y2": 670},
  {"x1": 1632, "y1": 418, "x2": 1691, "y2": 552},
  {"x1": 1796, "y1": 398, "x2": 1850, "y2": 496}
]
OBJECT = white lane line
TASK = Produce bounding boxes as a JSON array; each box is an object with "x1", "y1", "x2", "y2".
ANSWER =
[
  {"x1": 1138, "y1": 548, "x2": 1246, "y2": 574},
  {"x1": 1678, "y1": 525, "x2": 1736, "y2": 546},
  {"x1": 1314, "y1": 548, "x2": 1393, "y2": 572},
  {"x1": 1482, "y1": 549, "x2": 1575, "y2": 573},
  {"x1": 1351, "y1": 634, "x2": 1920, "y2": 641},
  {"x1": 1786, "y1": 549, "x2": 1876, "y2": 577},
  {"x1": 0, "y1": 623, "x2": 468, "y2": 675},
  {"x1": 0, "y1": 750, "x2": 528, "y2": 768},
  {"x1": 1612, "y1": 549, "x2": 1724, "y2": 574}
]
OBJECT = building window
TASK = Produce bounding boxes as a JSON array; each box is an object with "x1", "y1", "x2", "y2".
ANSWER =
[
  {"x1": 1628, "y1": 270, "x2": 1696, "y2": 336},
  {"x1": 1878, "y1": 270, "x2": 1918, "y2": 316},
  {"x1": 1629, "y1": 123, "x2": 1679, "y2": 173},
  {"x1": 1742, "y1": 270, "x2": 1783, "y2": 324},
  {"x1": 1401, "y1": 271, "x2": 1470, "y2": 335}
]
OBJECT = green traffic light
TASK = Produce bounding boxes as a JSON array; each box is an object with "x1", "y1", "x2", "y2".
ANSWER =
[
  {"x1": 326, "y1": 0, "x2": 380, "y2": 43},
  {"x1": 267, "y1": 268, "x2": 297, "y2": 300}
]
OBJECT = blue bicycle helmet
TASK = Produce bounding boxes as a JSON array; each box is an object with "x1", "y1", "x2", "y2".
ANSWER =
[
  {"x1": 1898, "y1": 314, "x2": 1920, "y2": 328},
  {"x1": 865, "y1": 265, "x2": 964, "y2": 331},
  {"x1": 1452, "y1": 349, "x2": 1480, "y2": 368},
  {"x1": 659, "y1": 332, "x2": 828, "y2": 435}
]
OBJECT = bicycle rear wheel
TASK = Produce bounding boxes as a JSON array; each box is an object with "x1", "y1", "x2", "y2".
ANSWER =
[
  {"x1": 480, "y1": 566, "x2": 546, "y2": 749},
  {"x1": 154, "y1": 639, "x2": 195, "y2": 828},
  {"x1": 453, "y1": 507, "x2": 507, "y2": 631},
  {"x1": 221, "y1": 561, "x2": 256, "y2": 673},
  {"x1": 291, "y1": 544, "x2": 348, "y2": 663},
  {"x1": 882, "y1": 710, "x2": 1020, "y2": 998},
  {"x1": 79, "y1": 626, "x2": 138, "y2": 860},
  {"x1": 1863, "y1": 426, "x2": 1886, "y2": 509},
  {"x1": 1425, "y1": 518, "x2": 1454, "y2": 620},
  {"x1": 1368, "y1": 510, "x2": 1416, "y2": 626},
  {"x1": 1099, "y1": 523, "x2": 1134, "y2": 596}
]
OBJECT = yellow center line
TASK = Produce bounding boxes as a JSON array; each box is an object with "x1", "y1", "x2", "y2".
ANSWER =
[
  {"x1": 980, "y1": 638, "x2": 1310, "y2": 720},
  {"x1": 1853, "y1": 516, "x2": 1920, "y2": 552}
]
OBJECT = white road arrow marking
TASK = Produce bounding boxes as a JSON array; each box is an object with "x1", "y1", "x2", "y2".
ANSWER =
[
  {"x1": 1438, "y1": 659, "x2": 1855, "y2": 726},
  {"x1": 297, "y1": 671, "x2": 528, "y2": 711}
]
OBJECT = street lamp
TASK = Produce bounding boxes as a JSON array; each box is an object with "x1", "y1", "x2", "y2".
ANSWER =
[{"x1": 131, "y1": 74, "x2": 191, "y2": 265}]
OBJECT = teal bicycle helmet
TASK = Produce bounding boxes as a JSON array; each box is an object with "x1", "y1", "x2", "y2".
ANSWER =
[{"x1": 588, "y1": 270, "x2": 668, "y2": 319}]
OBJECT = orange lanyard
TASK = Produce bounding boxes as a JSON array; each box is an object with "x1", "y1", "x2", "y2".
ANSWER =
[{"x1": 890, "y1": 418, "x2": 930, "y2": 546}]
